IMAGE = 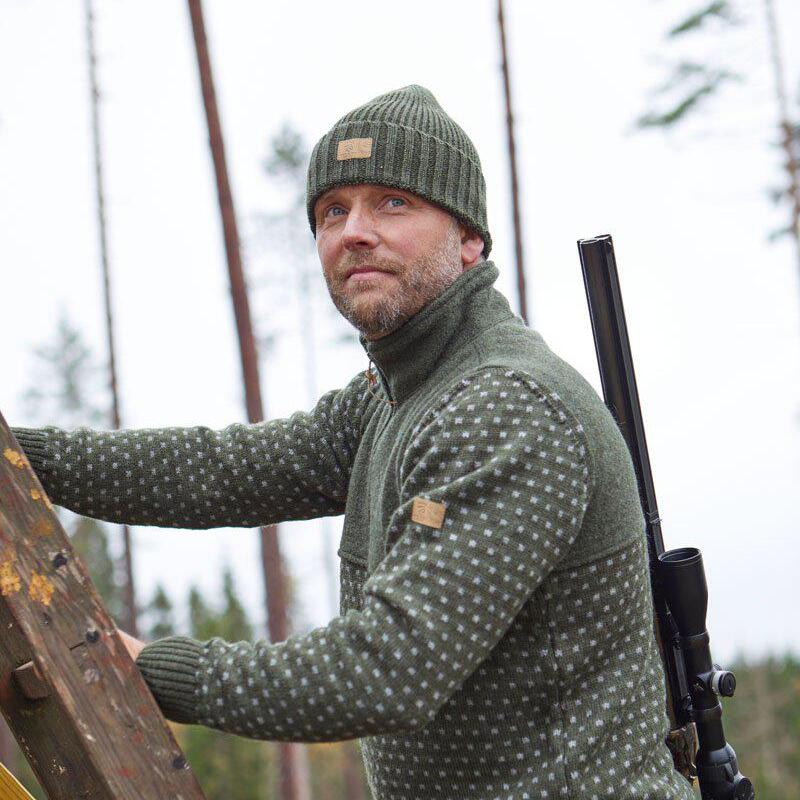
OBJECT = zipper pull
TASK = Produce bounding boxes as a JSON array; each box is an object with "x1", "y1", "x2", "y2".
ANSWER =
[{"x1": 365, "y1": 361, "x2": 396, "y2": 407}]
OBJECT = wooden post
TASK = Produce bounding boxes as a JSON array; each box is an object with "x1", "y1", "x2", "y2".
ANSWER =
[{"x1": 0, "y1": 414, "x2": 206, "y2": 799}]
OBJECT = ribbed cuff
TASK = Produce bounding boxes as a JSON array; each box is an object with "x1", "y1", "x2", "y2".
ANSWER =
[
  {"x1": 136, "y1": 636, "x2": 205, "y2": 725},
  {"x1": 10, "y1": 427, "x2": 51, "y2": 479}
]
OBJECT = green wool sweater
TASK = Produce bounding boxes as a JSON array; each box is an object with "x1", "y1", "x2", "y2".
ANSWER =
[{"x1": 13, "y1": 262, "x2": 693, "y2": 800}]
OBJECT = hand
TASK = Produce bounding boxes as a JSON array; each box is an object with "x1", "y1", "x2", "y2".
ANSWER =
[{"x1": 118, "y1": 629, "x2": 145, "y2": 661}]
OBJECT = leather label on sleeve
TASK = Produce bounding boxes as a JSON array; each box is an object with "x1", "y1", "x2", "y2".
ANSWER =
[
  {"x1": 411, "y1": 497, "x2": 446, "y2": 529},
  {"x1": 337, "y1": 137, "x2": 373, "y2": 160}
]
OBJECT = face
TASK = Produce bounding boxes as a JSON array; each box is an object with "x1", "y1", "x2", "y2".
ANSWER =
[{"x1": 314, "y1": 184, "x2": 484, "y2": 340}]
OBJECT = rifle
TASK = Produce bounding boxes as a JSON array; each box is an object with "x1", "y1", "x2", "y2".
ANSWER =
[{"x1": 577, "y1": 234, "x2": 754, "y2": 800}]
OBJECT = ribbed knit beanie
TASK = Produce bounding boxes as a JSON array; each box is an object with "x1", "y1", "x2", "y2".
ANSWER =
[{"x1": 306, "y1": 85, "x2": 491, "y2": 256}]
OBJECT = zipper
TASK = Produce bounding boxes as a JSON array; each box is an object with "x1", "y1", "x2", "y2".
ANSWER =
[
  {"x1": 372, "y1": 361, "x2": 393, "y2": 404},
  {"x1": 365, "y1": 358, "x2": 396, "y2": 408}
]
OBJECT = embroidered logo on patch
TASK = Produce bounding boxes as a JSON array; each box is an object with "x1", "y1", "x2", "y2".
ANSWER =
[
  {"x1": 337, "y1": 137, "x2": 373, "y2": 160},
  {"x1": 411, "y1": 497, "x2": 446, "y2": 529}
]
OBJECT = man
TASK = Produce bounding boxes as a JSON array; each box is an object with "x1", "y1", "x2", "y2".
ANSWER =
[{"x1": 13, "y1": 85, "x2": 693, "y2": 800}]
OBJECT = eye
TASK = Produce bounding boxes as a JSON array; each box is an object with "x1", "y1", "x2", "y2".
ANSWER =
[
  {"x1": 386, "y1": 197, "x2": 406, "y2": 209},
  {"x1": 325, "y1": 205, "x2": 346, "y2": 219}
]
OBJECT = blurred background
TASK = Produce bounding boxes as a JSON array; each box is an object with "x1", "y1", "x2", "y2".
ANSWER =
[{"x1": 1, "y1": 0, "x2": 798, "y2": 797}]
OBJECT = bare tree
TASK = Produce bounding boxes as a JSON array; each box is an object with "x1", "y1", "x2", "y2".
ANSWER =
[
  {"x1": 497, "y1": 0, "x2": 531, "y2": 325},
  {"x1": 84, "y1": 0, "x2": 138, "y2": 636},
  {"x1": 185, "y1": 3, "x2": 311, "y2": 798}
]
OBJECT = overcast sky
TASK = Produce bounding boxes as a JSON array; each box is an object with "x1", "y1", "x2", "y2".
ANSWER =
[{"x1": 1, "y1": 0, "x2": 798, "y2": 663}]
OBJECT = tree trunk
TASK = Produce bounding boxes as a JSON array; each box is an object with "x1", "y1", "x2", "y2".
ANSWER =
[
  {"x1": 84, "y1": 0, "x2": 138, "y2": 637},
  {"x1": 497, "y1": 0, "x2": 530, "y2": 325},
  {"x1": 185, "y1": 3, "x2": 311, "y2": 798}
]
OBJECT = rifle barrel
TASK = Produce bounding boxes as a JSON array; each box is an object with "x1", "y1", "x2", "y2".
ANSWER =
[
  {"x1": 577, "y1": 234, "x2": 688, "y2": 733},
  {"x1": 577, "y1": 234, "x2": 665, "y2": 557}
]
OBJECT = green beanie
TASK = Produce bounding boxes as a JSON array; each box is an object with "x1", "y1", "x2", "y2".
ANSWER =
[{"x1": 306, "y1": 84, "x2": 492, "y2": 256}]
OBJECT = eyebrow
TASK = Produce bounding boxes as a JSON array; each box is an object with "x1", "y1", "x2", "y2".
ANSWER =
[
  {"x1": 323, "y1": 186, "x2": 414, "y2": 202},
  {"x1": 318, "y1": 190, "x2": 340, "y2": 204}
]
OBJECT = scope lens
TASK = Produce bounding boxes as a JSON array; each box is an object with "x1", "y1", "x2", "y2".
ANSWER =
[{"x1": 658, "y1": 547, "x2": 701, "y2": 565}]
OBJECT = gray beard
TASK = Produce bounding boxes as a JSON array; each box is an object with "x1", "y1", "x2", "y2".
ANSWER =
[{"x1": 326, "y1": 227, "x2": 463, "y2": 340}]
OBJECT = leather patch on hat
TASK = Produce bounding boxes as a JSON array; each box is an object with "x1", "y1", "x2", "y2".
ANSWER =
[
  {"x1": 337, "y1": 137, "x2": 373, "y2": 160},
  {"x1": 411, "y1": 497, "x2": 446, "y2": 529}
]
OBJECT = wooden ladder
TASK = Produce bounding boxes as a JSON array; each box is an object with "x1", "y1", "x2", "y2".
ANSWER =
[{"x1": 0, "y1": 411, "x2": 207, "y2": 799}]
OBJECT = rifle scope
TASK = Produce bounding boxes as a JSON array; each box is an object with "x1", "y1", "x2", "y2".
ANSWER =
[{"x1": 657, "y1": 548, "x2": 753, "y2": 800}]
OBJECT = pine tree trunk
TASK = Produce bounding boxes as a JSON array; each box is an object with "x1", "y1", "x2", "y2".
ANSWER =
[
  {"x1": 84, "y1": 0, "x2": 138, "y2": 636},
  {"x1": 497, "y1": 0, "x2": 530, "y2": 325},
  {"x1": 186, "y1": 2, "x2": 311, "y2": 798}
]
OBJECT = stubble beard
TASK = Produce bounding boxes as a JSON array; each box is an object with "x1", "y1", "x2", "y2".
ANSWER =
[{"x1": 325, "y1": 224, "x2": 463, "y2": 340}]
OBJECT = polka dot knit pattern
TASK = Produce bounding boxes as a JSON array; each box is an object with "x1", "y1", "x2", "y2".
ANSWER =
[{"x1": 12, "y1": 261, "x2": 694, "y2": 800}]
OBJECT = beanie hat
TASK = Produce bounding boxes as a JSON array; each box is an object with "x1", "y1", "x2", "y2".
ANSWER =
[{"x1": 306, "y1": 85, "x2": 491, "y2": 256}]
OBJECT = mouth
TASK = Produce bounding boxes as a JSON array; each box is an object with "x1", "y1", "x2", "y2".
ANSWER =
[{"x1": 344, "y1": 266, "x2": 392, "y2": 282}]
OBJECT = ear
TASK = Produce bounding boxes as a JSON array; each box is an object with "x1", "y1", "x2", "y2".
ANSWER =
[{"x1": 458, "y1": 222, "x2": 485, "y2": 270}]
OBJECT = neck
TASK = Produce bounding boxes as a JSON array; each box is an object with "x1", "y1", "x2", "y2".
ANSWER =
[{"x1": 359, "y1": 260, "x2": 518, "y2": 404}]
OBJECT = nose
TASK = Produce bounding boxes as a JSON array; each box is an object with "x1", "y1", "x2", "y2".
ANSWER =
[{"x1": 340, "y1": 205, "x2": 380, "y2": 252}]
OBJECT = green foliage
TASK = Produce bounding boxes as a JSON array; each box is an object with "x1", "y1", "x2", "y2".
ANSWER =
[
  {"x1": 188, "y1": 585, "x2": 218, "y2": 641},
  {"x1": 306, "y1": 741, "x2": 369, "y2": 800},
  {"x1": 178, "y1": 568, "x2": 273, "y2": 797},
  {"x1": 19, "y1": 314, "x2": 124, "y2": 618},
  {"x1": 22, "y1": 310, "x2": 107, "y2": 429},
  {"x1": 636, "y1": 2, "x2": 742, "y2": 131},
  {"x1": 145, "y1": 584, "x2": 177, "y2": 640},
  {"x1": 667, "y1": 1, "x2": 737, "y2": 37},
  {"x1": 721, "y1": 654, "x2": 800, "y2": 800},
  {"x1": 70, "y1": 515, "x2": 122, "y2": 620},
  {"x1": 636, "y1": 2, "x2": 800, "y2": 253},
  {"x1": 263, "y1": 122, "x2": 307, "y2": 183},
  {"x1": 178, "y1": 726, "x2": 274, "y2": 800},
  {"x1": 636, "y1": 65, "x2": 741, "y2": 128}
]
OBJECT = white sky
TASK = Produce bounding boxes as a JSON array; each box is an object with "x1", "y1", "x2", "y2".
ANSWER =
[{"x1": 1, "y1": 0, "x2": 798, "y2": 663}]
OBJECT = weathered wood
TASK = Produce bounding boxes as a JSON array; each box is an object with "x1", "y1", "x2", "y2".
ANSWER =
[
  {"x1": 0, "y1": 413, "x2": 207, "y2": 799},
  {"x1": 12, "y1": 662, "x2": 49, "y2": 701}
]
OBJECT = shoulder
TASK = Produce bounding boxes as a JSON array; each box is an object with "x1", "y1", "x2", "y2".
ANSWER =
[
  {"x1": 414, "y1": 366, "x2": 587, "y2": 435},
  {"x1": 410, "y1": 367, "x2": 593, "y2": 480},
  {"x1": 399, "y1": 367, "x2": 594, "y2": 521}
]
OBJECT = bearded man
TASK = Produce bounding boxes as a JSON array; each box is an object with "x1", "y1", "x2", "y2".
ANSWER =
[{"x1": 12, "y1": 85, "x2": 694, "y2": 800}]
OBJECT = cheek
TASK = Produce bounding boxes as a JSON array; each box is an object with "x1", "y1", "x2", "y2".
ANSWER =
[
  {"x1": 398, "y1": 235, "x2": 436, "y2": 264},
  {"x1": 316, "y1": 233, "x2": 338, "y2": 273}
]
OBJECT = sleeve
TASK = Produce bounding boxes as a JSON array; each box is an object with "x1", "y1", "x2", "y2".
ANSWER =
[
  {"x1": 10, "y1": 371, "x2": 372, "y2": 529},
  {"x1": 134, "y1": 368, "x2": 594, "y2": 741}
]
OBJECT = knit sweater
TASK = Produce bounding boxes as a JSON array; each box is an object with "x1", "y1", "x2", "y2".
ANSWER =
[{"x1": 12, "y1": 261, "x2": 693, "y2": 800}]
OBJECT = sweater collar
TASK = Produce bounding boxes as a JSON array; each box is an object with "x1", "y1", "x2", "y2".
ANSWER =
[{"x1": 359, "y1": 260, "x2": 516, "y2": 404}]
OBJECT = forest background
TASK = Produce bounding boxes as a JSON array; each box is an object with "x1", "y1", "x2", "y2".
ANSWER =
[{"x1": 0, "y1": 0, "x2": 798, "y2": 798}]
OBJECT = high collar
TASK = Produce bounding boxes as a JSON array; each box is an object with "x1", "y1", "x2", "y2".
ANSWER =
[{"x1": 359, "y1": 260, "x2": 517, "y2": 404}]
